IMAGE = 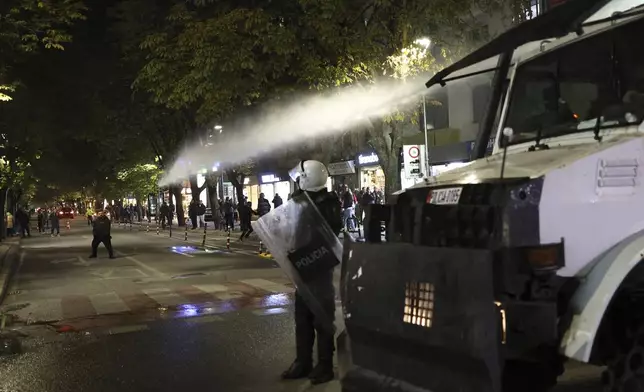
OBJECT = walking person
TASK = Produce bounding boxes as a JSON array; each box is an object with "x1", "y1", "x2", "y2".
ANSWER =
[
  {"x1": 238, "y1": 201, "x2": 256, "y2": 241},
  {"x1": 188, "y1": 200, "x2": 198, "y2": 230},
  {"x1": 223, "y1": 197, "x2": 234, "y2": 231},
  {"x1": 89, "y1": 210, "x2": 115, "y2": 259}
]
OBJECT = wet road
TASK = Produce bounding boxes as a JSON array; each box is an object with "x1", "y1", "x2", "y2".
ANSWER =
[{"x1": 0, "y1": 218, "x2": 605, "y2": 391}]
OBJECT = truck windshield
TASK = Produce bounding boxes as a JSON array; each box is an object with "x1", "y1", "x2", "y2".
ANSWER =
[{"x1": 504, "y1": 17, "x2": 644, "y2": 145}]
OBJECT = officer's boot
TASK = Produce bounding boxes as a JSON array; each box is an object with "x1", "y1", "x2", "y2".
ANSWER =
[
  {"x1": 283, "y1": 298, "x2": 314, "y2": 379},
  {"x1": 309, "y1": 333, "x2": 335, "y2": 384}
]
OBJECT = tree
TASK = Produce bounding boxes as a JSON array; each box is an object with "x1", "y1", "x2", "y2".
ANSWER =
[
  {"x1": 0, "y1": 0, "x2": 86, "y2": 101},
  {"x1": 118, "y1": 164, "x2": 161, "y2": 205},
  {"x1": 128, "y1": 0, "x2": 533, "y2": 199}
]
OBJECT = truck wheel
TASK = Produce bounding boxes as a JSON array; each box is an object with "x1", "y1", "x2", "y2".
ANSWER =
[
  {"x1": 503, "y1": 360, "x2": 560, "y2": 392},
  {"x1": 602, "y1": 325, "x2": 644, "y2": 392}
]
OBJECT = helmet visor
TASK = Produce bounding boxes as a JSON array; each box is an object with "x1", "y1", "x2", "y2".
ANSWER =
[{"x1": 288, "y1": 161, "x2": 305, "y2": 182}]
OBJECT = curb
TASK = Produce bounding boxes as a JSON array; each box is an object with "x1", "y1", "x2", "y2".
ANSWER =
[{"x1": 0, "y1": 240, "x2": 22, "y2": 306}]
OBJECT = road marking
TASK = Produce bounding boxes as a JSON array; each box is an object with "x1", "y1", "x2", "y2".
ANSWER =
[
  {"x1": 240, "y1": 278, "x2": 295, "y2": 293},
  {"x1": 90, "y1": 269, "x2": 114, "y2": 279},
  {"x1": 172, "y1": 249, "x2": 194, "y2": 258},
  {"x1": 108, "y1": 324, "x2": 149, "y2": 335},
  {"x1": 193, "y1": 284, "x2": 229, "y2": 293},
  {"x1": 141, "y1": 288, "x2": 188, "y2": 307},
  {"x1": 116, "y1": 251, "x2": 166, "y2": 278},
  {"x1": 90, "y1": 292, "x2": 130, "y2": 315}
]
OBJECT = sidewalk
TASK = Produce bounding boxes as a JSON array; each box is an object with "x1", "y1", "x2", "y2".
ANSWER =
[{"x1": 0, "y1": 237, "x2": 21, "y2": 306}]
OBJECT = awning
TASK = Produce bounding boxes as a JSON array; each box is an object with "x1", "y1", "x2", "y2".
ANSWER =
[{"x1": 426, "y1": 0, "x2": 611, "y2": 87}]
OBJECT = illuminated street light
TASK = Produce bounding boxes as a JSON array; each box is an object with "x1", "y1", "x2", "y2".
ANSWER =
[
  {"x1": 214, "y1": 125, "x2": 222, "y2": 130},
  {"x1": 415, "y1": 37, "x2": 431, "y2": 48}
]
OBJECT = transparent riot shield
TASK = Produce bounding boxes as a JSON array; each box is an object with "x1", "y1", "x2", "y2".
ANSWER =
[{"x1": 251, "y1": 191, "x2": 342, "y2": 336}]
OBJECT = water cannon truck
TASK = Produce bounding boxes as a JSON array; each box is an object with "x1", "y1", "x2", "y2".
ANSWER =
[{"x1": 338, "y1": 0, "x2": 644, "y2": 391}]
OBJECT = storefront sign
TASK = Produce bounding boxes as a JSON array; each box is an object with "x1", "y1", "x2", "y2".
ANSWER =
[
  {"x1": 260, "y1": 174, "x2": 282, "y2": 184},
  {"x1": 403, "y1": 145, "x2": 425, "y2": 179},
  {"x1": 327, "y1": 161, "x2": 356, "y2": 176},
  {"x1": 357, "y1": 152, "x2": 379, "y2": 166}
]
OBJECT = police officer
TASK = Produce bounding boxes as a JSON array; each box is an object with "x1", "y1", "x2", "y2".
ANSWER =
[
  {"x1": 282, "y1": 160, "x2": 342, "y2": 385},
  {"x1": 89, "y1": 210, "x2": 115, "y2": 259}
]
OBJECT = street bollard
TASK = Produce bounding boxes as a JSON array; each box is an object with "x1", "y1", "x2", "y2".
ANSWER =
[
  {"x1": 226, "y1": 230, "x2": 230, "y2": 250},
  {"x1": 66, "y1": 220, "x2": 70, "y2": 230},
  {"x1": 184, "y1": 224, "x2": 188, "y2": 241},
  {"x1": 156, "y1": 220, "x2": 160, "y2": 235},
  {"x1": 129, "y1": 221, "x2": 132, "y2": 231},
  {"x1": 146, "y1": 221, "x2": 150, "y2": 233},
  {"x1": 259, "y1": 240, "x2": 264, "y2": 254},
  {"x1": 201, "y1": 222, "x2": 207, "y2": 247}
]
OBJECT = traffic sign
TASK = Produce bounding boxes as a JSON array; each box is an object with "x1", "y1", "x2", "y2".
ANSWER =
[{"x1": 408, "y1": 146, "x2": 420, "y2": 159}]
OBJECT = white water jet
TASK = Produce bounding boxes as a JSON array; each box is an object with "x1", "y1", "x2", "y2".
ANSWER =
[{"x1": 159, "y1": 76, "x2": 431, "y2": 186}]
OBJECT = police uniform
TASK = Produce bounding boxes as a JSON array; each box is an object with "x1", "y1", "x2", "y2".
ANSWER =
[{"x1": 282, "y1": 187, "x2": 343, "y2": 384}]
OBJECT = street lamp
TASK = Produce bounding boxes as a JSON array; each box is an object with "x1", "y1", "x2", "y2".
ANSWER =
[{"x1": 415, "y1": 37, "x2": 431, "y2": 48}]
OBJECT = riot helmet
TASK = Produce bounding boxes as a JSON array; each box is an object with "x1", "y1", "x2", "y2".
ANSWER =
[{"x1": 289, "y1": 160, "x2": 329, "y2": 192}]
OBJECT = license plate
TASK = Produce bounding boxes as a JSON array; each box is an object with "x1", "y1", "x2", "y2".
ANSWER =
[{"x1": 429, "y1": 187, "x2": 462, "y2": 205}]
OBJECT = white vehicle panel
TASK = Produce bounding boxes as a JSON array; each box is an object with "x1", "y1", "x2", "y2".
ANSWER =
[
  {"x1": 561, "y1": 231, "x2": 644, "y2": 362},
  {"x1": 540, "y1": 137, "x2": 644, "y2": 277}
]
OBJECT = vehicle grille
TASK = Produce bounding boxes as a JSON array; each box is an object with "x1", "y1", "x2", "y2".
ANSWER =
[{"x1": 409, "y1": 183, "x2": 503, "y2": 249}]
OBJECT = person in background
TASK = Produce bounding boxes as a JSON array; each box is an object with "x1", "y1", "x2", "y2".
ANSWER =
[
  {"x1": 257, "y1": 193, "x2": 271, "y2": 217},
  {"x1": 15, "y1": 208, "x2": 30, "y2": 238},
  {"x1": 341, "y1": 185, "x2": 355, "y2": 232},
  {"x1": 188, "y1": 199, "x2": 198, "y2": 230},
  {"x1": 169, "y1": 202, "x2": 176, "y2": 226},
  {"x1": 197, "y1": 200, "x2": 206, "y2": 228},
  {"x1": 86, "y1": 205, "x2": 94, "y2": 226},
  {"x1": 272, "y1": 193, "x2": 283, "y2": 208},
  {"x1": 37, "y1": 209, "x2": 45, "y2": 233},
  {"x1": 159, "y1": 201, "x2": 169, "y2": 229},
  {"x1": 49, "y1": 208, "x2": 60, "y2": 237},
  {"x1": 5, "y1": 212, "x2": 14, "y2": 237},
  {"x1": 238, "y1": 201, "x2": 256, "y2": 241},
  {"x1": 89, "y1": 210, "x2": 115, "y2": 259},
  {"x1": 221, "y1": 198, "x2": 233, "y2": 231}
]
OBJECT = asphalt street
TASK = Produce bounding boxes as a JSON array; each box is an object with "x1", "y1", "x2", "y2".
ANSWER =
[{"x1": 0, "y1": 218, "x2": 606, "y2": 391}]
